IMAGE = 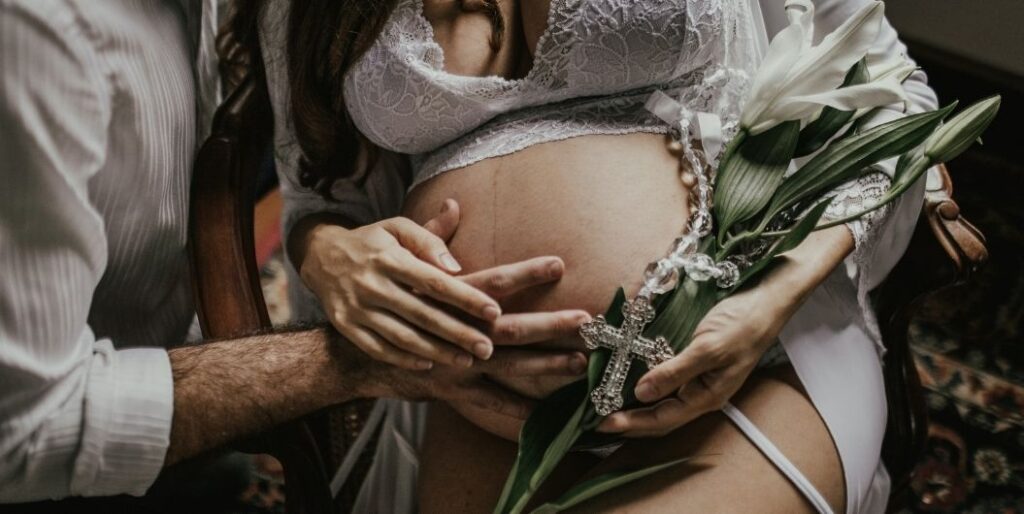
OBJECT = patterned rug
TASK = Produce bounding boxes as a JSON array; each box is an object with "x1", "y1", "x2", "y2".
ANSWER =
[
  {"x1": 897, "y1": 152, "x2": 1024, "y2": 514},
  {"x1": 234, "y1": 152, "x2": 1023, "y2": 514}
]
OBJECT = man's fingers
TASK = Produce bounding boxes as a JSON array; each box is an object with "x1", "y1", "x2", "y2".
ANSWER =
[
  {"x1": 477, "y1": 349, "x2": 588, "y2": 377},
  {"x1": 460, "y1": 256, "x2": 565, "y2": 299},
  {"x1": 634, "y1": 339, "x2": 718, "y2": 403},
  {"x1": 489, "y1": 310, "x2": 591, "y2": 346},
  {"x1": 381, "y1": 217, "x2": 462, "y2": 273},
  {"x1": 460, "y1": 381, "x2": 535, "y2": 420},
  {"x1": 422, "y1": 199, "x2": 461, "y2": 242}
]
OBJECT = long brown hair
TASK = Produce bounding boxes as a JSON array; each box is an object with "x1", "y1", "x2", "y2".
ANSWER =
[{"x1": 228, "y1": 0, "x2": 505, "y2": 198}]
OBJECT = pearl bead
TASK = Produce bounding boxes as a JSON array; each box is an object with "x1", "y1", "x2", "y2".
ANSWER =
[
  {"x1": 667, "y1": 139, "x2": 685, "y2": 156},
  {"x1": 680, "y1": 172, "x2": 697, "y2": 188}
]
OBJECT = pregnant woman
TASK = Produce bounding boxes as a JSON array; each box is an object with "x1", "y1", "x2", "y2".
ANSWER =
[{"x1": 241, "y1": 0, "x2": 937, "y2": 511}]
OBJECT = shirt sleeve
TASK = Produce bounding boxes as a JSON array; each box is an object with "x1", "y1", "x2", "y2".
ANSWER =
[{"x1": 0, "y1": 3, "x2": 174, "y2": 501}]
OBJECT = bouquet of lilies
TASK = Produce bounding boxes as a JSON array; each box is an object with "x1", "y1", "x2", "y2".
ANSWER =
[{"x1": 494, "y1": 2, "x2": 1000, "y2": 513}]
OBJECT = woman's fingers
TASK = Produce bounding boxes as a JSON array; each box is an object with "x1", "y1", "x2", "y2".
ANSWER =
[
  {"x1": 380, "y1": 216, "x2": 463, "y2": 273},
  {"x1": 367, "y1": 283, "x2": 495, "y2": 360},
  {"x1": 384, "y1": 251, "x2": 502, "y2": 323},
  {"x1": 476, "y1": 349, "x2": 588, "y2": 377},
  {"x1": 361, "y1": 309, "x2": 477, "y2": 368},
  {"x1": 598, "y1": 367, "x2": 748, "y2": 437},
  {"x1": 597, "y1": 375, "x2": 722, "y2": 437},
  {"x1": 489, "y1": 310, "x2": 591, "y2": 346},
  {"x1": 460, "y1": 256, "x2": 565, "y2": 299},
  {"x1": 421, "y1": 199, "x2": 461, "y2": 242},
  {"x1": 344, "y1": 325, "x2": 434, "y2": 371},
  {"x1": 633, "y1": 340, "x2": 720, "y2": 403}
]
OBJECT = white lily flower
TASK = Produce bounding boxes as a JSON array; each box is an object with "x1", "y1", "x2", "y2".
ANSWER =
[
  {"x1": 740, "y1": 0, "x2": 908, "y2": 134},
  {"x1": 851, "y1": 57, "x2": 918, "y2": 119}
]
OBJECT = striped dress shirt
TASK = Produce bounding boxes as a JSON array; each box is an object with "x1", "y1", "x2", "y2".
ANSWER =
[{"x1": 0, "y1": 0, "x2": 217, "y2": 501}]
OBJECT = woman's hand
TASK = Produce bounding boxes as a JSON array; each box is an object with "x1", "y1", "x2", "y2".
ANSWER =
[
  {"x1": 297, "y1": 199, "x2": 591, "y2": 374},
  {"x1": 299, "y1": 201, "x2": 505, "y2": 370},
  {"x1": 596, "y1": 226, "x2": 855, "y2": 437},
  {"x1": 596, "y1": 285, "x2": 793, "y2": 437}
]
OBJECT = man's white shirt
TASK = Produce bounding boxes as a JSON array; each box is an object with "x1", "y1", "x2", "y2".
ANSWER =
[{"x1": 0, "y1": 0, "x2": 216, "y2": 501}]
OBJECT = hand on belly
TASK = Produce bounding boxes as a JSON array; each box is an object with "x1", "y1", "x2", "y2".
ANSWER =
[{"x1": 403, "y1": 133, "x2": 691, "y2": 437}]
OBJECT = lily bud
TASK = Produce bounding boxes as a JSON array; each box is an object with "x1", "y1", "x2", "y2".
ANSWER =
[{"x1": 924, "y1": 96, "x2": 1001, "y2": 164}]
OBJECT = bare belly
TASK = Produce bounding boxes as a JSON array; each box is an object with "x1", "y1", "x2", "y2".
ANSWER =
[{"x1": 403, "y1": 133, "x2": 690, "y2": 437}]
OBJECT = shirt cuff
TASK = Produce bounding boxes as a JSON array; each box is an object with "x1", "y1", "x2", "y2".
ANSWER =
[{"x1": 69, "y1": 342, "x2": 174, "y2": 497}]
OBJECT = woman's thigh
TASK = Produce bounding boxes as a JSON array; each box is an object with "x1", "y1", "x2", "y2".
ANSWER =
[
  {"x1": 418, "y1": 365, "x2": 846, "y2": 514},
  {"x1": 563, "y1": 365, "x2": 845, "y2": 513},
  {"x1": 418, "y1": 403, "x2": 600, "y2": 514}
]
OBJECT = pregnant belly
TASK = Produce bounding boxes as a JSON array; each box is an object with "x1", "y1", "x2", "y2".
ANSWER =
[{"x1": 403, "y1": 133, "x2": 690, "y2": 437}]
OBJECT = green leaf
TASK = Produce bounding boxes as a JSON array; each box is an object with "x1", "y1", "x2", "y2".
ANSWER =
[
  {"x1": 924, "y1": 95, "x2": 1001, "y2": 163},
  {"x1": 714, "y1": 121, "x2": 801, "y2": 239},
  {"x1": 811, "y1": 148, "x2": 934, "y2": 231},
  {"x1": 528, "y1": 458, "x2": 692, "y2": 514},
  {"x1": 765, "y1": 102, "x2": 956, "y2": 223},
  {"x1": 736, "y1": 199, "x2": 832, "y2": 287},
  {"x1": 794, "y1": 59, "x2": 868, "y2": 157},
  {"x1": 495, "y1": 380, "x2": 588, "y2": 514}
]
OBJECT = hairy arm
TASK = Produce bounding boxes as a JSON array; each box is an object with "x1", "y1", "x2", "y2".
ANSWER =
[{"x1": 165, "y1": 327, "x2": 363, "y2": 465}]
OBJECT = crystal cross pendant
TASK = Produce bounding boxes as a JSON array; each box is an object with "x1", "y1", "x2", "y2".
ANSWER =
[{"x1": 579, "y1": 298, "x2": 675, "y2": 416}]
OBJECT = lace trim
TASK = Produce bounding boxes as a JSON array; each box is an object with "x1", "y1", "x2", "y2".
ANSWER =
[
  {"x1": 822, "y1": 170, "x2": 894, "y2": 355},
  {"x1": 409, "y1": 77, "x2": 714, "y2": 184},
  {"x1": 823, "y1": 171, "x2": 892, "y2": 249}
]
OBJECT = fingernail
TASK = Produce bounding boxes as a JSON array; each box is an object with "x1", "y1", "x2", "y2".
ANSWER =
[
  {"x1": 576, "y1": 312, "x2": 592, "y2": 324},
  {"x1": 439, "y1": 252, "x2": 461, "y2": 273},
  {"x1": 483, "y1": 305, "x2": 501, "y2": 321},
  {"x1": 635, "y1": 381, "x2": 654, "y2": 402},
  {"x1": 455, "y1": 354, "x2": 474, "y2": 368},
  {"x1": 596, "y1": 414, "x2": 624, "y2": 433},
  {"x1": 570, "y1": 354, "x2": 588, "y2": 374},
  {"x1": 547, "y1": 259, "x2": 564, "y2": 278},
  {"x1": 417, "y1": 360, "x2": 434, "y2": 370},
  {"x1": 473, "y1": 341, "x2": 493, "y2": 360}
]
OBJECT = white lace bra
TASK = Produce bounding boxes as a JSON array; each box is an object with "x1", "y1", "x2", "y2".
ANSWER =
[{"x1": 343, "y1": 0, "x2": 763, "y2": 186}]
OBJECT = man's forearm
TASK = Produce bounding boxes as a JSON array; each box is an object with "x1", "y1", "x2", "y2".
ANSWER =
[{"x1": 165, "y1": 327, "x2": 367, "y2": 465}]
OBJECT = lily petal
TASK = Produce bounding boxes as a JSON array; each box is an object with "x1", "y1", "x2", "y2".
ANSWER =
[
  {"x1": 740, "y1": 21, "x2": 807, "y2": 130},
  {"x1": 777, "y1": 77, "x2": 906, "y2": 115},
  {"x1": 782, "y1": 1, "x2": 885, "y2": 99}
]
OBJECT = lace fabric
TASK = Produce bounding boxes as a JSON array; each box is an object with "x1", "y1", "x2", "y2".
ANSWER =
[{"x1": 343, "y1": 0, "x2": 729, "y2": 169}]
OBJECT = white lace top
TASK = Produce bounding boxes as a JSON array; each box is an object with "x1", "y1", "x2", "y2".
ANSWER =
[{"x1": 344, "y1": 0, "x2": 756, "y2": 186}]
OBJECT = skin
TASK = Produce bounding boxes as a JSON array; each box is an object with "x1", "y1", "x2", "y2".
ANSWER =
[
  {"x1": 167, "y1": 208, "x2": 590, "y2": 467},
  {"x1": 397, "y1": 1, "x2": 854, "y2": 512}
]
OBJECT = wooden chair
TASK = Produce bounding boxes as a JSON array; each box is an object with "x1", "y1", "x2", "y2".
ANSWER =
[{"x1": 188, "y1": 75, "x2": 988, "y2": 513}]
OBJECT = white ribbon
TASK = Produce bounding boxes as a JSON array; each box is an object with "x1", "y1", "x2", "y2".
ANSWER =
[{"x1": 644, "y1": 90, "x2": 725, "y2": 164}]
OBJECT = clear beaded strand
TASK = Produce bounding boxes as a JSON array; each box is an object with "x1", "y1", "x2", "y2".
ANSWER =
[{"x1": 637, "y1": 120, "x2": 739, "y2": 302}]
